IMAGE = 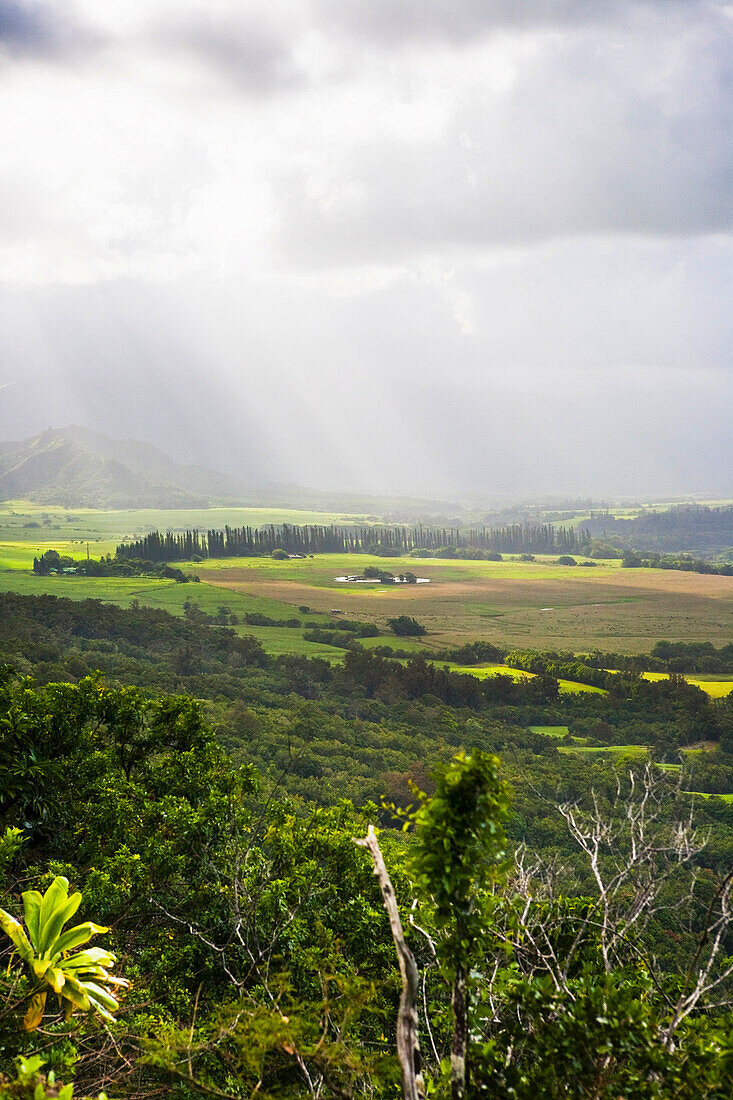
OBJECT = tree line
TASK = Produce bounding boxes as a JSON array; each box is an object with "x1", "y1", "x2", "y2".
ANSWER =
[
  {"x1": 622, "y1": 550, "x2": 733, "y2": 575},
  {"x1": 116, "y1": 520, "x2": 587, "y2": 562}
]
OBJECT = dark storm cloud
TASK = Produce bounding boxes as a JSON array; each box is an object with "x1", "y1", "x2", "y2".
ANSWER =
[{"x1": 0, "y1": 0, "x2": 100, "y2": 60}]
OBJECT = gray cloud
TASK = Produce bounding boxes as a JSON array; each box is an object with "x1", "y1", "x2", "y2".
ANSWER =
[
  {"x1": 274, "y1": 15, "x2": 733, "y2": 264},
  {"x1": 150, "y1": 14, "x2": 305, "y2": 96},
  {"x1": 0, "y1": 0, "x2": 100, "y2": 59},
  {"x1": 0, "y1": 0, "x2": 730, "y2": 496},
  {"x1": 318, "y1": 0, "x2": 718, "y2": 45}
]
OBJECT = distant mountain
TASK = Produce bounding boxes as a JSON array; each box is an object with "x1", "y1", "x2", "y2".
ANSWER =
[
  {"x1": 0, "y1": 425, "x2": 468, "y2": 516},
  {"x1": 0, "y1": 426, "x2": 245, "y2": 508}
]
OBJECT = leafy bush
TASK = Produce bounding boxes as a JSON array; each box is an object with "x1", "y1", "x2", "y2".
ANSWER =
[{"x1": 387, "y1": 616, "x2": 427, "y2": 637}]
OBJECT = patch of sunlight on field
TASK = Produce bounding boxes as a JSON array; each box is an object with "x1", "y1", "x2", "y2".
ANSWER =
[
  {"x1": 447, "y1": 663, "x2": 605, "y2": 694},
  {"x1": 684, "y1": 791, "x2": 733, "y2": 802},
  {"x1": 558, "y1": 744, "x2": 648, "y2": 758},
  {"x1": 0, "y1": 540, "x2": 119, "y2": 570},
  {"x1": 687, "y1": 679, "x2": 733, "y2": 697},
  {"x1": 558, "y1": 680, "x2": 606, "y2": 694},
  {"x1": 448, "y1": 663, "x2": 529, "y2": 681},
  {"x1": 637, "y1": 671, "x2": 733, "y2": 697},
  {"x1": 0, "y1": 502, "x2": 373, "y2": 554},
  {"x1": 528, "y1": 726, "x2": 570, "y2": 738},
  {"x1": 606, "y1": 669, "x2": 733, "y2": 698}
]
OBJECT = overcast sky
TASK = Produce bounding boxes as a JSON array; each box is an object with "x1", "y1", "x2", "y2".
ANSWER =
[{"x1": 0, "y1": 0, "x2": 731, "y2": 498}]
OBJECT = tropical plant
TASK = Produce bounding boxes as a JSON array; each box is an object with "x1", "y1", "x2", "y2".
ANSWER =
[
  {"x1": 0, "y1": 876, "x2": 127, "y2": 1031},
  {"x1": 411, "y1": 750, "x2": 509, "y2": 1100}
]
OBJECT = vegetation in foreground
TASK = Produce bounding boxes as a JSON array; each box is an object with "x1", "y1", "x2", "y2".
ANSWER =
[
  {"x1": 2, "y1": 665, "x2": 733, "y2": 1098},
  {"x1": 0, "y1": 587, "x2": 732, "y2": 1095}
]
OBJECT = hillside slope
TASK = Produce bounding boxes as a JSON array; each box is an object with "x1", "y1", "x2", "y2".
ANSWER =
[
  {"x1": 584, "y1": 504, "x2": 733, "y2": 556},
  {"x1": 0, "y1": 426, "x2": 244, "y2": 507}
]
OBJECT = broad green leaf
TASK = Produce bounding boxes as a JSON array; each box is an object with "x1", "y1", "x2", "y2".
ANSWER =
[
  {"x1": 39, "y1": 887, "x2": 82, "y2": 956},
  {"x1": 52, "y1": 920, "x2": 109, "y2": 959},
  {"x1": 21, "y1": 891, "x2": 43, "y2": 950},
  {"x1": 83, "y1": 981, "x2": 121, "y2": 1010},
  {"x1": 63, "y1": 946, "x2": 116, "y2": 971},
  {"x1": 83, "y1": 993, "x2": 116, "y2": 1021},
  {"x1": 60, "y1": 975, "x2": 91, "y2": 1012},
  {"x1": 37, "y1": 877, "x2": 71, "y2": 953},
  {"x1": 31, "y1": 956, "x2": 51, "y2": 980}
]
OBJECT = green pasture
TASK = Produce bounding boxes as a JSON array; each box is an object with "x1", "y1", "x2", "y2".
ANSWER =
[
  {"x1": 605, "y1": 669, "x2": 733, "y2": 698},
  {"x1": 449, "y1": 663, "x2": 530, "y2": 681},
  {"x1": 684, "y1": 792, "x2": 733, "y2": 802},
  {"x1": 635, "y1": 671, "x2": 733, "y2": 698},
  {"x1": 528, "y1": 726, "x2": 570, "y2": 738},
  {"x1": 191, "y1": 551, "x2": 733, "y2": 653},
  {"x1": 679, "y1": 679, "x2": 732, "y2": 698},
  {"x1": 449, "y1": 662, "x2": 605, "y2": 694},
  {"x1": 558, "y1": 744, "x2": 648, "y2": 759},
  {"x1": 0, "y1": 568, "x2": 346, "y2": 660},
  {"x1": 194, "y1": 551, "x2": 626, "y2": 584},
  {"x1": 686, "y1": 677, "x2": 733, "y2": 698},
  {"x1": 0, "y1": 500, "x2": 371, "y2": 550},
  {"x1": 1, "y1": 505, "x2": 732, "y2": 657},
  {"x1": 0, "y1": 540, "x2": 119, "y2": 570}
]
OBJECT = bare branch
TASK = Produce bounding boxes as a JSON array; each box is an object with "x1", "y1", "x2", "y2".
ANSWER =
[{"x1": 354, "y1": 825, "x2": 426, "y2": 1100}]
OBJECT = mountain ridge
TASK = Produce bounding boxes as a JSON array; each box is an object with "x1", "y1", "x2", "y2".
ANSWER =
[
  {"x1": 0, "y1": 426, "x2": 465, "y2": 516},
  {"x1": 0, "y1": 426, "x2": 244, "y2": 508}
]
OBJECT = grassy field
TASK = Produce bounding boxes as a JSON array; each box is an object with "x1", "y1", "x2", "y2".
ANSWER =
[
  {"x1": 0, "y1": 500, "x2": 373, "y2": 565},
  {"x1": 525, "y1": 730, "x2": 728, "y2": 804},
  {"x1": 557, "y1": 744, "x2": 648, "y2": 758},
  {"x1": 192, "y1": 552, "x2": 733, "y2": 654},
  {"x1": 447, "y1": 663, "x2": 605, "y2": 695},
  {"x1": 619, "y1": 671, "x2": 733, "y2": 698},
  {"x1": 0, "y1": 569, "x2": 349, "y2": 661},
  {"x1": 1, "y1": 505, "x2": 731, "y2": 661}
]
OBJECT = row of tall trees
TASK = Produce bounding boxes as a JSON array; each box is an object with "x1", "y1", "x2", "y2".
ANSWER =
[{"x1": 117, "y1": 521, "x2": 586, "y2": 562}]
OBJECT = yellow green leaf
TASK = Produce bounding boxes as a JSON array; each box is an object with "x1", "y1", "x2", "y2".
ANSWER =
[{"x1": 23, "y1": 991, "x2": 47, "y2": 1032}]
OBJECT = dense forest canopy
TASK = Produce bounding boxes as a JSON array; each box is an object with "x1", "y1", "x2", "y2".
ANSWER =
[
  {"x1": 1, "y1": 591, "x2": 733, "y2": 1096},
  {"x1": 585, "y1": 505, "x2": 733, "y2": 555}
]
